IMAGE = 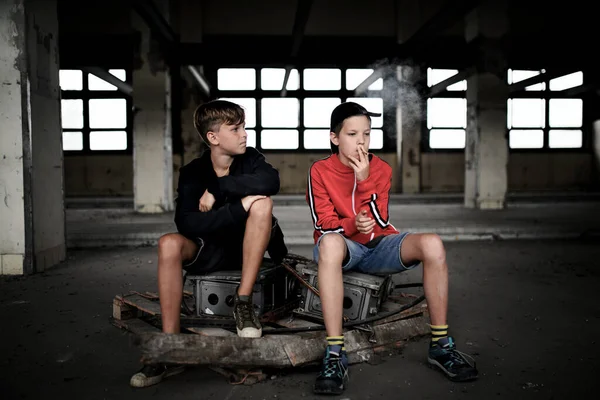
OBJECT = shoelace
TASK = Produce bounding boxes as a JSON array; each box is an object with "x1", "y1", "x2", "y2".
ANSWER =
[
  {"x1": 321, "y1": 357, "x2": 343, "y2": 378},
  {"x1": 237, "y1": 302, "x2": 255, "y2": 323},
  {"x1": 446, "y1": 348, "x2": 476, "y2": 368}
]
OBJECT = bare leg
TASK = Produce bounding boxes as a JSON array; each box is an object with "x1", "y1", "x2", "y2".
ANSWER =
[
  {"x1": 400, "y1": 233, "x2": 448, "y2": 326},
  {"x1": 238, "y1": 197, "x2": 273, "y2": 297},
  {"x1": 157, "y1": 233, "x2": 199, "y2": 334},
  {"x1": 316, "y1": 234, "x2": 347, "y2": 337}
]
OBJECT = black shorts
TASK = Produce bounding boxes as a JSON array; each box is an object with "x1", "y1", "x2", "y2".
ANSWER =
[{"x1": 182, "y1": 217, "x2": 286, "y2": 275}]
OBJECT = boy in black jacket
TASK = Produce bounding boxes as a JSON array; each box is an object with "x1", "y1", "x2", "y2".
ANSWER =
[{"x1": 131, "y1": 100, "x2": 287, "y2": 388}]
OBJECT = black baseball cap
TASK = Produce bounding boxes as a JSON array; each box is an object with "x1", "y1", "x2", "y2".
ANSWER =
[{"x1": 330, "y1": 101, "x2": 381, "y2": 131}]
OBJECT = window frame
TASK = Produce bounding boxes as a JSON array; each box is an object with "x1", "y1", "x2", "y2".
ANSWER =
[
  {"x1": 60, "y1": 68, "x2": 133, "y2": 155},
  {"x1": 507, "y1": 89, "x2": 588, "y2": 153},
  {"x1": 211, "y1": 65, "x2": 394, "y2": 153},
  {"x1": 422, "y1": 67, "x2": 591, "y2": 153},
  {"x1": 422, "y1": 88, "x2": 468, "y2": 154}
]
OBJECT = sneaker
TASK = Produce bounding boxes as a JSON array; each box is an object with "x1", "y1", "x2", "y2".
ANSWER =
[
  {"x1": 313, "y1": 347, "x2": 349, "y2": 395},
  {"x1": 428, "y1": 336, "x2": 478, "y2": 382},
  {"x1": 233, "y1": 293, "x2": 262, "y2": 338},
  {"x1": 129, "y1": 364, "x2": 185, "y2": 388}
]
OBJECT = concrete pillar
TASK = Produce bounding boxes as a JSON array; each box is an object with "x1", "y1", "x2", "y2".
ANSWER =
[
  {"x1": 593, "y1": 120, "x2": 600, "y2": 186},
  {"x1": 396, "y1": 66, "x2": 423, "y2": 193},
  {"x1": 132, "y1": 0, "x2": 173, "y2": 213},
  {"x1": 0, "y1": 0, "x2": 65, "y2": 275},
  {"x1": 464, "y1": 0, "x2": 509, "y2": 209}
]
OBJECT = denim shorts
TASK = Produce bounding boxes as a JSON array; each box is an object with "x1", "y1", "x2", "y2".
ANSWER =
[{"x1": 312, "y1": 232, "x2": 421, "y2": 276}]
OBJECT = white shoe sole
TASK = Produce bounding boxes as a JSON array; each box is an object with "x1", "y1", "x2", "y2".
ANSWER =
[{"x1": 237, "y1": 327, "x2": 262, "y2": 338}]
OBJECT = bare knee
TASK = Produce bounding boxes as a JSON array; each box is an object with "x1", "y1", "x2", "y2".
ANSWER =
[
  {"x1": 418, "y1": 233, "x2": 446, "y2": 264},
  {"x1": 318, "y1": 234, "x2": 346, "y2": 265},
  {"x1": 158, "y1": 233, "x2": 186, "y2": 260},
  {"x1": 248, "y1": 196, "x2": 273, "y2": 219}
]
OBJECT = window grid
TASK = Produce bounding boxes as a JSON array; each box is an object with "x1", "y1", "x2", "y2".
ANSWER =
[
  {"x1": 214, "y1": 67, "x2": 389, "y2": 152},
  {"x1": 424, "y1": 69, "x2": 467, "y2": 152},
  {"x1": 60, "y1": 69, "x2": 132, "y2": 154},
  {"x1": 423, "y1": 68, "x2": 587, "y2": 152},
  {"x1": 508, "y1": 70, "x2": 585, "y2": 151}
]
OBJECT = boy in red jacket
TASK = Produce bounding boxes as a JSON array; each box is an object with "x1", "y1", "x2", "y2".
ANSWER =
[{"x1": 307, "y1": 102, "x2": 478, "y2": 395}]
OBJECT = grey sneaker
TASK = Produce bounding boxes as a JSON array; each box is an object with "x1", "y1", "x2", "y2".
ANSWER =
[{"x1": 233, "y1": 293, "x2": 262, "y2": 338}]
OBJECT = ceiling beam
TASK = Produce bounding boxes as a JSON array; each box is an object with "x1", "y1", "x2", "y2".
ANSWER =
[
  {"x1": 428, "y1": 66, "x2": 476, "y2": 96},
  {"x1": 82, "y1": 67, "x2": 132, "y2": 95},
  {"x1": 281, "y1": 0, "x2": 313, "y2": 97},
  {"x1": 186, "y1": 66, "x2": 211, "y2": 97},
  {"x1": 509, "y1": 68, "x2": 574, "y2": 93}
]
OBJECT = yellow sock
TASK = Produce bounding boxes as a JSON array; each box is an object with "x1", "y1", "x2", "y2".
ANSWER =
[
  {"x1": 326, "y1": 335, "x2": 345, "y2": 352},
  {"x1": 430, "y1": 324, "x2": 448, "y2": 343}
]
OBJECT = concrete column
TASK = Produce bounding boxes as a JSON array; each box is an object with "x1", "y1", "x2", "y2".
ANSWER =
[
  {"x1": 593, "y1": 120, "x2": 600, "y2": 186},
  {"x1": 396, "y1": 65, "x2": 423, "y2": 193},
  {"x1": 0, "y1": 0, "x2": 65, "y2": 275},
  {"x1": 464, "y1": 0, "x2": 509, "y2": 209},
  {"x1": 132, "y1": 1, "x2": 173, "y2": 213}
]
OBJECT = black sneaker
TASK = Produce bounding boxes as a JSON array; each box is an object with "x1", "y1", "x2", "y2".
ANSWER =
[
  {"x1": 233, "y1": 293, "x2": 262, "y2": 338},
  {"x1": 313, "y1": 347, "x2": 349, "y2": 395},
  {"x1": 428, "y1": 336, "x2": 478, "y2": 382},
  {"x1": 129, "y1": 364, "x2": 185, "y2": 388}
]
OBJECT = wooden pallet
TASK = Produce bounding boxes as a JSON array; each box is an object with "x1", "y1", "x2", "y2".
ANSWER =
[{"x1": 112, "y1": 288, "x2": 430, "y2": 385}]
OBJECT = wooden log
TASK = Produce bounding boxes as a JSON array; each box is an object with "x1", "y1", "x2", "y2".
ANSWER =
[{"x1": 135, "y1": 315, "x2": 430, "y2": 368}]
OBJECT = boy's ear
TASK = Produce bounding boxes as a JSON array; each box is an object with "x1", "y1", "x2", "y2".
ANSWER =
[
  {"x1": 206, "y1": 130, "x2": 219, "y2": 146},
  {"x1": 330, "y1": 131, "x2": 339, "y2": 146}
]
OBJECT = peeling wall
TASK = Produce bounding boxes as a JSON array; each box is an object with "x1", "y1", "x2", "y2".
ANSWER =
[{"x1": 0, "y1": 0, "x2": 27, "y2": 262}]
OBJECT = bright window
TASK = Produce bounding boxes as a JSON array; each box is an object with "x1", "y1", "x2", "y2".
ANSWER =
[
  {"x1": 60, "y1": 68, "x2": 131, "y2": 152},
  {"x1": 61, "y1": 99, "x2": 84, "y2": 129},
  {"x1": 549, "y1": 72, "x2": 583, "y2": 91},
  {"x1": 90, "y1": 131, "x2": 127, "y2": 150},
  {"x1": 346, "y1": 69, "x2": 383, "y2": 90},
  {"x1": 509, "y1": 129, "x2": 544, "y2": 149},
  {"x1": 261, "y1": 130, "x2": 299, "y2": 149},
  {"x1": 429, "y1": 129, "x2": 465, "y2": 149},
  {"x1": 59, "y1": 70, "x2": 82, "y2": 91},
  {"x1": 508, "y1": 98, "x2": 545, "y2": 129},
  {"x1": 508, "y1": 69, "x2": 546, "y2": 91},
  {"x1": 304, "y1": 129, "x2": 331, "y2": 150},
  {"x1": 88, "y1": 69, "x2": 126, "y2": 91},
  {"x1": 89, "y1": 99, "x2": 127, "y2": 129},
  {"x1": 549, "y1": 130, "x2": 582, "y2": 148},
  {"x1": 427, "y1": 98, "x2": 466, "y2": 129},
  {"x1": 370, "y1": 129, "x2": 384, "y2": 150},
  {"x1": 217, "y1": 68, "x2": 256, "y2": 90},
  {"x1": 62, "y1": 131, "x2": 83, "y2": 151},
  {"x1": 261, "y1": 98, "x2": 299, "y2": 128},
  {"x1": 261, "y1": 68, "x2": 300, "y2": 90},
  {"x1": 549, "y1": 99, "x2": 582, "y2": 128},
  {"x1": 246, "y1": 130, "x2": 256, "y2": 148},
  {"x1": 304, "y1": 98, "x2": 341, "y2": 128},
  {"x1": 303, "y1": 68, "x2": 341, "y2": 90},
  {"x1": 427, "y1": 68, "x2": 466, "y2": 91}
]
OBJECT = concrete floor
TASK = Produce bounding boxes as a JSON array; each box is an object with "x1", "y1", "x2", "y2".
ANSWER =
[{"x1": 1, "y1": 239, "x2": 598, "y2": 399}]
